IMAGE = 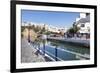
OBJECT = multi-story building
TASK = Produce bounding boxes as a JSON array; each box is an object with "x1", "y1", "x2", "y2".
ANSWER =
[
  {"x1": 48, "y1": 25, "x2": 67, "y2": 34},
  {"x1": 75, "y1": 13, "x2": 90, "y2": 38},
  {"x1": 22, "y1": 22, "x2": 67, "y2": 34}
]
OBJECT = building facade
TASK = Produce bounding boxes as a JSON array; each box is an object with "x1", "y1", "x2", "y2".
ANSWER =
[
  {"x1": 75, "y1": 13, "x2": 90, "y2": 39},
  {"x1": 22, "y1": 22, "x2": 67, "y2": 34}
]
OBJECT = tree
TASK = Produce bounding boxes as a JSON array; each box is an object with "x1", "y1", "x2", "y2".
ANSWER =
[
  {"x1": 73, "y1": 25, "x2": 80, "y2": 33},
  {"x1": 21, "y1": 26, "x2": 25, "y2": 32},
  {"x1": 40, "y1": 25, "x2": 46, "y2": 34},
  {"x1": 44, "y1": 31, "x2": 51, "y2": 35},
  {"x1": 41, "y1": 27, "x2": 46, "y2": 33},
  {"x1": 67, "y1": 22, "x2": 80, "y2": 37},
  {"x1": 33, "y1": 26, "x2": 41, "y2": 33},
  {"x1": 68, "y1": 27, "x2": 74, "y2": 34},
  {"x1": 73, "y1": 22, "x2": 80, "y2": 33}
]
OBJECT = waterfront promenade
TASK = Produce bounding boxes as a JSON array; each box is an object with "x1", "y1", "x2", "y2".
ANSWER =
[
  {"x1": 21, "y1": 38, "x2": 45, "y2": 63},
  {"x1": 47, "y1": 37, "x2": 90, "y2": 47}
]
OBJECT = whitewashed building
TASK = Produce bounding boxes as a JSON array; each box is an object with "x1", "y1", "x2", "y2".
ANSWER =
[
  {"x1": 75, "y1": 13, "x2": 90, "y2": 34},
  {"x1": 22, "y1": 22, "x2": 67, "y2": 34},
  {"x1": 48, "y1": 26, "x2": 67, "y2": 34},
  {"x1": 22, "y1": 22, "x2": 48, "y2": 30}
]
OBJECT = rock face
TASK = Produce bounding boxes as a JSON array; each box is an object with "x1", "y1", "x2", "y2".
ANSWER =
[{"x1": 22, "y1": 28, "x2": 37, "y2": 42}]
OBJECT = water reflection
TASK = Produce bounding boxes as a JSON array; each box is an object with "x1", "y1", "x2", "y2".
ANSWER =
[{"x1": 32, "y1": 38, "x2": 90, "y2": 61}]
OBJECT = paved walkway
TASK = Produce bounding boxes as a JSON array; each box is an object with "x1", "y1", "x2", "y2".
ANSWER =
[{"x1": 21, "y1": 38, "x2": 45, "y2": 63}]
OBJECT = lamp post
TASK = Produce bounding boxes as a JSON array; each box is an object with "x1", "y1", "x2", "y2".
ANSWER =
[
  {"x1": 43, "y1": 40, "x2": 45, "y2": 56},
  {"x1": 55, "y1": 46, "x2": 58, "y2": 61},
  {"x1": 73, "y1": 22, "x2": 75, "y2": 37},
  {"x1": 42, "y1": 35, "x2": 47, "y2": 56},
  {"x1": 28, "y1": 23, "x2": 31, "y2": 43}
]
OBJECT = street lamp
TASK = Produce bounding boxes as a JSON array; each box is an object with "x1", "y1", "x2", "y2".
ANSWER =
[
  {"x1": 43, "y1": 40, "x2": 45, "y2": 56},
  {"x1": 55, "y1": 46, "x2": 58, "y2": 61},
  {"x1": 42, "y1": 35, "x2": 47, "y2": 56},
  {"x1": 28, "y1": 23, "x2": 31, "y2": 43}
]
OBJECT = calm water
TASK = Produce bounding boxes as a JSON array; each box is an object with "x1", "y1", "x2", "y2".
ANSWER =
[{"x1": 33, "y1": 39, "x2": 90, "y2": 61}]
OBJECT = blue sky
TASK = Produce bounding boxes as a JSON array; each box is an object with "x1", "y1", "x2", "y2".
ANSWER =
[{"x1": 21, "y1": 10, "x2": 80, "y2": 28}]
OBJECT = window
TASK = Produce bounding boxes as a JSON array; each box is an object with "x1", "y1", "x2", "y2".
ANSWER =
[{"x1": 81, "y1": 24, "x2": 85, "y2": 27}]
